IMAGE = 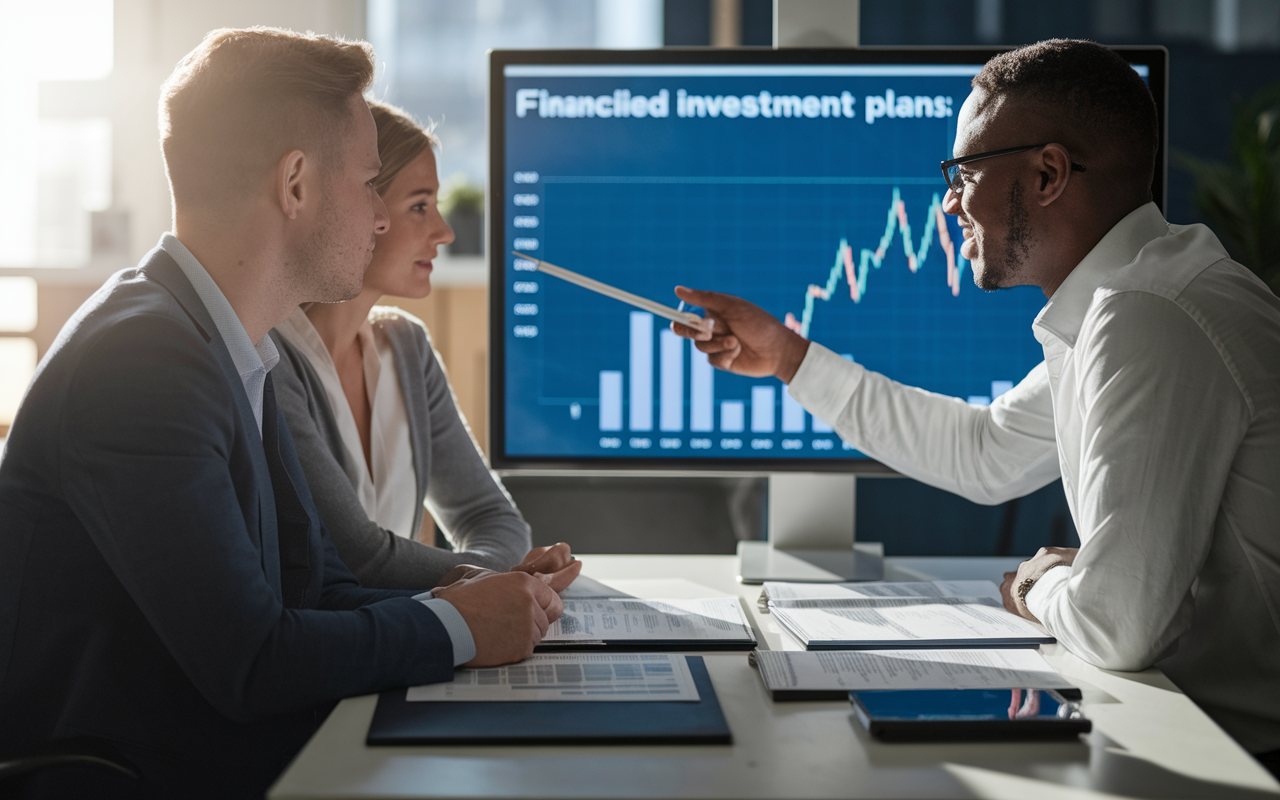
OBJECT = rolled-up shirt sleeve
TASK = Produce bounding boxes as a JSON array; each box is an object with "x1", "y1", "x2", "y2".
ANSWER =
[{"x1": 788, "y1": 342, "x2": 1061, "y2": 505}]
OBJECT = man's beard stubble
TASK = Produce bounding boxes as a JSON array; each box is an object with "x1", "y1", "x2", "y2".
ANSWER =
[
  {"x1": 283, "y1": 193, "x2": 369, "y2": 305},
  {"x1": 974, "y1": 180, "x2": 1033, "y2": 292}
]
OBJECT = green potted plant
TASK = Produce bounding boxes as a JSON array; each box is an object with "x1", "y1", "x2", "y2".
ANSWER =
[
  {"x1": 440, "y1": 176, "x2": 484, "y2": 256},
  {"x1": 1176, "y1": 83, "x2": 1280, "y2": 294}
]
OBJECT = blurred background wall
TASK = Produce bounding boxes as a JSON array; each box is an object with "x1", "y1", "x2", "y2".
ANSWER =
[{"x1": 1, "y1": 0, "x2": 1276, "y2": 555}]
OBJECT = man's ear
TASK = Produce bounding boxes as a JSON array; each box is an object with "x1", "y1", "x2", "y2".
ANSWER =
[
  {"x1": 1035, "y1": 143, "x2": 1073, "y2": 207},
  {"x1": 277, "y1": 150, "x2": 308, "y2": 220}
]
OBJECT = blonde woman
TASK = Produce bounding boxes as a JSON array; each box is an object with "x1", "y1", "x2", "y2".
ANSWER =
[{"x1": 271, "y1": 100, "x2": 577, "y2": 590}]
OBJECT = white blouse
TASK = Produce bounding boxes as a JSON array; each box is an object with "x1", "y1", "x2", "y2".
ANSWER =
[{"x1": 275, "y1": 307, "x2": 418, "y2": 538}]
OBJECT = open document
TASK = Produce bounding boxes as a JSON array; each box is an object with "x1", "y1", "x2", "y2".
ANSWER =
[
  {"x1": 768, "y1": 594, "x2": 1054, "y2": 650},
  {"x1": 406, "y1": 654, "x2": 700, "y2": 702},
  {"x1": 752, "y1": 649, "x2": 1076, "y2": 700},
  {"x1": 759, "y1": 580, "x2": 1001, "y2": 612},
  {"x1": 537, "y1": 597, "x2": 757, "y2": 651}
]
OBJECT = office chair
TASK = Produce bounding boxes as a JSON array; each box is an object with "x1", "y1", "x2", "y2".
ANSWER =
[{"x1": 0, "y1": 736, "x2": 138, "y2": 786}]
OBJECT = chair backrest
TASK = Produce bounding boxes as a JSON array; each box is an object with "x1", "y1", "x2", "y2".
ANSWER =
[{"x1": 0, "y1": 737, "x2": 138, "y2": 784}]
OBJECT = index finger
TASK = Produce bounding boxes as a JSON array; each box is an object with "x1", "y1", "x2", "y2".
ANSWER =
[
  {"x1": 543, "y1": 558, "x2": 583, "y2": 593},
  {"x1": 510, "y1": 548, "x2": 550, "y2": 576},
  {"x1": 518, "y1": 542, "x2": 573, "y2": 574},
  {"x1": 674, "y1": 286, "x2": 727, "y2": 308},
  {"x1": 513, "y1": 544, "x2": 549, "y2": 567}
]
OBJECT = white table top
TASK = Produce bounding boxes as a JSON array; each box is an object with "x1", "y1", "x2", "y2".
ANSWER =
[{"x1": 269, "y1": 555, "x2": 1280, "y2": 799}]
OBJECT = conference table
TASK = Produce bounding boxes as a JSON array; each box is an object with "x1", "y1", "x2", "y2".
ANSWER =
[{"x1": 270, "y1": 554, "x2": 1280, "y2": 799}]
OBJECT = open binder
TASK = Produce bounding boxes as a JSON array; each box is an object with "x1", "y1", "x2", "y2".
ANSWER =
[{"x1": 761, "y1": 580, "x2": 1055, "y2": 650}]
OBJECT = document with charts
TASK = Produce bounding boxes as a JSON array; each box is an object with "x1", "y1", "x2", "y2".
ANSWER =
[
  {"x1": 536, "y1": 597, "x2": 757, "y2": 651},
  {"x1": 758, "y1": 580, "x2": 1001, "y2": 612},
  {"x1": 406, "y1": 654, "x2": 700, "y2": 702},
  {"x1": 751, "y1": 649, "x2": 1075, "y2": 700},
  {"x1": 763, "y1": 581, "x2": 1053, "y2": 650}
]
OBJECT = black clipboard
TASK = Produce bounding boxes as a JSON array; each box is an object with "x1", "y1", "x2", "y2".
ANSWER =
[{"x1": 367, "y1": 655, "x2": 732, "y2": 746}]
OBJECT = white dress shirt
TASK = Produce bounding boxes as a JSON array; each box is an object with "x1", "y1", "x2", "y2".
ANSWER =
[
  {"x1": 275, "y1": 307, "x2": 418, "y2": 538},
  {"x1": 789, "y1": 203, "x2": 1280, "y2": 752}
]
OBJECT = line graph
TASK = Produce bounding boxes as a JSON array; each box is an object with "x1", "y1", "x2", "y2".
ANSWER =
[{"x1": 784, "y1": 188, "x2": 965, "y2": 338}]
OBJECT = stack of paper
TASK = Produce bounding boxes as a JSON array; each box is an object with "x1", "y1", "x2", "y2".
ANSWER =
[
  {"x1": 760, "y1": 580, "x2": 1053, "y2": 650},
  {"x1": 758, "y1": 580, "x2": 1002, "y2": 611},
  {"x1": 537, "y1": 597, "x2": 757, "y2": 651},
  {"x1": 751, "y1": 649, "x2": 1076, "y2": 701},
  {"x1": 407, "y1": 654, "x2": 701, "y2": 702}
]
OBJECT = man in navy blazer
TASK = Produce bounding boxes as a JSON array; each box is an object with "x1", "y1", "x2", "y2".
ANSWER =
[{"x1": 0, "y1": 28, "x2": 567, "y2": 799}]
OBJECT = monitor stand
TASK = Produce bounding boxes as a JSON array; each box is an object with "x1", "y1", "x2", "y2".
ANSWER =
[{"x1": 737, "y1": 473, "x2": 884, "y2": 584}]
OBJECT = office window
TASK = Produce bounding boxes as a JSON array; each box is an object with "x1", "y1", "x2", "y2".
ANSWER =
[
  {"x1": 0, "y1": 278, "x2": 38, "y2": 334},
  {"x1": 0, "y1": 0, "x2": 113, "y2": 268},
  {"x1": 0, "y1": 277, "x2": 38, "y2": 429},
  {"x1": 0, "y1": 338, "x2": 38, "y2": 428},
  {"x1": 368, "y1": 0, "x2": 661, "y2": 190}
]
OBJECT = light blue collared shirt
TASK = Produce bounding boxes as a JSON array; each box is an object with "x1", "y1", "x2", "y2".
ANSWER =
[
  {"x1": 158, "y1": 234, "x2": 475, "y2": 667},
  {"x1": 413, "y1": 592, "x2": 477, "y2": 666},
  {"x1": 161, "y1": 233, "x2": 278, "y2": 435}
]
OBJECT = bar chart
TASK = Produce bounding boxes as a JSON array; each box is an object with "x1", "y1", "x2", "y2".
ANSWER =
[
  {"x1": 597, "y1": 312, "x2": 803, "y2": 445},
  {"x1": 588, "y1": 310, "x2": 1016, "y2": 455}
]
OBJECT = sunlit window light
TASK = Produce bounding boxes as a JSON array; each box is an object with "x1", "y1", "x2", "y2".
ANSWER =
[
  {"x1": 0, "y1": 278, "x2": 38, "y2": 333},
  {"x1": 0, "y1": 0, "x2": 113, "y2": 268},
  {"x1": 0, "y1": 337, "x2": 38, "y2": 427}
]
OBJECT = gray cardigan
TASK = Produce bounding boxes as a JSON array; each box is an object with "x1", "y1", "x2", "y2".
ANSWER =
[{"x1": 269, "y1": 307, "x2": 531, "y2": 589}]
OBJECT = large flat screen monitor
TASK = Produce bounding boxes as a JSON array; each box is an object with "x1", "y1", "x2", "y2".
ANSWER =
[{"x1": 489, "y1": 47, "x2": 1167, "y2": 472}]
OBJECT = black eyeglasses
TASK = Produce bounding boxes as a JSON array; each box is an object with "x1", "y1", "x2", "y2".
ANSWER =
[{"x1": 940, "y1": 144, "x2": 1086, "y2": 194}]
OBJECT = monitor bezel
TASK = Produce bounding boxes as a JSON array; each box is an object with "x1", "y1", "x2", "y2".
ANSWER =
[{"x1": 487, "y1": 46, "x2": 1169, "y2": 473}]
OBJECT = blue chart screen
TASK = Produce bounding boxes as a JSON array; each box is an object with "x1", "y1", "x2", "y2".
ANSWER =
[{"x1": 500, "y1": 64, "x2": 1047, "y2": 462}]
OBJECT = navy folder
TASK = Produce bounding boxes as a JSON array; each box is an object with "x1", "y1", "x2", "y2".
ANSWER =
[{"x1": 367, "y1": 656, "x2": 732, "y2": 746}]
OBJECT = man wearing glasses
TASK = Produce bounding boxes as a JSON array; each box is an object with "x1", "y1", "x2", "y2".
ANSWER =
[{"x1": 673, "y1": 39, "x2": 1280, "y2": 773}]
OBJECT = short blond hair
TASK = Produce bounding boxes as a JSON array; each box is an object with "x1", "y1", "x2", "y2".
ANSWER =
[
  {"x1": 159, "y1": 27, "x2": 375, "y2": 210},
  {"x1": 368, "y1": 100, "x2": 440, "y2": 196}
]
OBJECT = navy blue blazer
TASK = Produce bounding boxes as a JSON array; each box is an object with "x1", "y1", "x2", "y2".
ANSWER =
[{"x1": 0, "y1": 247, "x2": 455, "y2": 798}]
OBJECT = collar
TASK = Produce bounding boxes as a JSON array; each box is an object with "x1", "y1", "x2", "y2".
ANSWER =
[
  {"x1": 1033, "y1": 202, "x2": 1169, "y2": 347},
  {"x1": 159, "y1": 233, "x2": 280, "y2": 378},
  {"x1": 275, "y1": 306, "x2": 333, "y2": 372}
]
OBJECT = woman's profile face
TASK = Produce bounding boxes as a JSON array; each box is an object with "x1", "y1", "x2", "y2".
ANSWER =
[{"x1": 363, "y1": 148, "x2": 454, "y2": 300}]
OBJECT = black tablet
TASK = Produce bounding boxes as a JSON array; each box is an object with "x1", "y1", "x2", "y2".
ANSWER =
[{"x1": 850, "y1": 688, "x2": 1091, "y2": 742}]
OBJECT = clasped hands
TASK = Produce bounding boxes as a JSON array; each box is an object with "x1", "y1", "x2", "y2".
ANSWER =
[
  {"x1": 430, "y1": 543, "x2": 582, "y2": 668},
  {"x1": 435, "y1": 542, "x2": 582, "y2": 592}
]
